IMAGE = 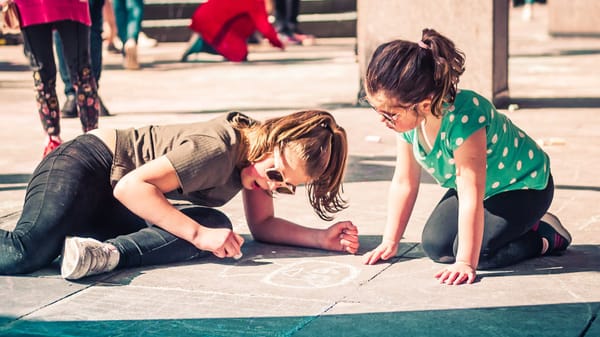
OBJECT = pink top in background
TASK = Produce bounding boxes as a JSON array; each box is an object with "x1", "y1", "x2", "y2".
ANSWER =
[{"x1": 14, "y1": 0, "x2": 91, "y2": 27}]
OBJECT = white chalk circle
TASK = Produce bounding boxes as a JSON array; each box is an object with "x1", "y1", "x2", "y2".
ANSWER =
[{"x1": 262, "y1": 260, "x2": 360, "y2": 289}]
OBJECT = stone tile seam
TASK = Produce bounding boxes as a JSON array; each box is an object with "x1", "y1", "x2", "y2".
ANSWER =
[
  {"x1": 0, "y1": 282, "x2": 95, "y2": 327},
  {"x1": 579, "y1": 304, "x2": 599, "y2": 337},
  {"x1": 88, "y1": 282, "x2": 334, "y2": 304},
  {"x1": 359, "y1": 242, "x2": 421, "y2": 286}
]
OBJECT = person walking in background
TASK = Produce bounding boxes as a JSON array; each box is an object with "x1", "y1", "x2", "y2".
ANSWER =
[
  {"x1": 0, "y1": 110, "x2": 359, "y2": 280},
  {"x1": 361, "y1": 29, "x2": 571, "y2": 285},
  {"x1": 181, "y1": 0, "x2": 284, "y2": 62},
  {"x1": 54, "y1": 0, "x2": 111, "y2": 118},
  {"x1": 513, "y1": 0, "x2": 545, "y2": 21},
  {"x1": 102, "y1": 0, "x2": 120, "y2": 53},
  {"x1": 112, "y1": 0, "x2": 143, "y2": 69},
  {"x1": 521, "y1": 0, "x2": 535, "y2": 21},
  {"x1": 273, "y1": 0, "x2": 314, "y2": 45},
  {"x1": 9, "y1": 0, "x2": 99, "y2": 156}
]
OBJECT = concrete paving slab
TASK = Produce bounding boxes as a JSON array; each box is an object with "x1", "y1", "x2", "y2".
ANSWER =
[
  {"x1": 103, "y1": 250, "x2": 367, "y2": 300},
  {"x1": 0, "y1": 276, "x2": 88, "y2": 324},
  {"x1": 347, "y1": 256, "x2": 600, "y2": 309},
  {"x1": 5, "y1": 284, "x2": 333, "y2": 337}
]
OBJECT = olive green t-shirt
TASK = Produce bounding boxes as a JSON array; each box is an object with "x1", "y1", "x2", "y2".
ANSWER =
[
  {"x1": 399, "y1": 89, "x2": 550, "y2": 199},
  {"x1": 111, "y1": 111, "x2": 254, "y2": 207}
]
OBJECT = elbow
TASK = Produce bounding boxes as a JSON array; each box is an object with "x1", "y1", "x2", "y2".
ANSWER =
[
  {"x1": 247, "y1": 218, "x2": 274, "y2": 243},
  {"x1": 251, "y1": 232, "x2": 270, "y2": 244},
  {"x1": 113, "y1": 175, "x2": 135, "y2": 202},
  {"x1": 390, "y1": 178, "x2": 419, "y2": 194}
]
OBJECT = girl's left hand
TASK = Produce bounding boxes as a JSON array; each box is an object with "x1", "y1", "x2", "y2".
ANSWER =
[
  {"x1": 321, "y1": 221, "x2": 359, "y2": 254},
  {"x1": 434, "y1": 262, "x2": 477, "y2": 285}
]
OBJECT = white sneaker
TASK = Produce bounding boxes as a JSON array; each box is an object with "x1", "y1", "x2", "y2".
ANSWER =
[
  {"x1": 111, "y1": 36, "x2": 123, "y2": 51},
  {"x1": 138, "y1": 32, "x2": 158, "y2": 48},
  {"x1": 123, "y1": 39, "x2": 140, "y2": 70},
  {"x1": 522, "y1": 4, "x2": 533, "y2": 21},
  {"x1": 61, "y1": 237, "x2": 120, "y2": 280}
]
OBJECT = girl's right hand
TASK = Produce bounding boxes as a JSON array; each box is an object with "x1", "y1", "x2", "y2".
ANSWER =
[
  {"x1": 195, "y1": 227, "x2": 244, "y2": 259},
  {"x1": 362, "y1": 239, "x2": 399, "y2": 265}
]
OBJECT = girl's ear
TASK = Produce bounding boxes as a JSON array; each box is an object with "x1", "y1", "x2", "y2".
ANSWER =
[{"x1": 417, "y1": 98, "x2": 432, "y2": 115}]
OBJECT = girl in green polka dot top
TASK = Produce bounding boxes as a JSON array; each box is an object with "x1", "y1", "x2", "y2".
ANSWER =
[{"x1": 361, "y1": 28, "x2": 572, "y2": 286}]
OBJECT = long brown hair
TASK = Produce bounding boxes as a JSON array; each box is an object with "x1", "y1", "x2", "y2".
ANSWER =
[
  {"x1": 365, "y1": 28, "x2": 465, "y2": 117},
  {"x1": 232, "y1": 110, "x2": 348, "y2": 221}
]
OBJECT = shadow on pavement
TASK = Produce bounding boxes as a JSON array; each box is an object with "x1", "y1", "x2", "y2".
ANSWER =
[
  {"x1": 0, "y1": 62, "x2": 29, "y2": 72},
  {"x1": 510, "y1": 97, "x2": 600, "y2": 109},
  {"x1": 0, "y1": 174, "x2": 29, "y2": 192},
  {"x1": 0, "y1": 301, "x2": 597, "y2": 337},
  {"x1": 511, "y1": 48, "x2": 600, "y2": 58}
]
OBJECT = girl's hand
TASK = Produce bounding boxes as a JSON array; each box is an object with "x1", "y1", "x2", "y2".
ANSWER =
[
  {"x1": 434, "y1": 261, "x2": 477, "y2": 285},
  {"x1": 195, "y1": 227, "x2": 244, "y2": 259},
  {"x1": 321, "y1": 221, "x2": 359, "y2": 254},
  {"x1": 362, "y1": 239, "x2": 398, "y2": 265}
]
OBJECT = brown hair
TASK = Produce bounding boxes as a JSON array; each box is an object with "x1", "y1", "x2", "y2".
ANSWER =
[
  {"x1": 365, "y1": 28, "x2": 465, "y2": 117},
  {"x1": 232, "y1": 110, "x2": 348, "y2": 221}
]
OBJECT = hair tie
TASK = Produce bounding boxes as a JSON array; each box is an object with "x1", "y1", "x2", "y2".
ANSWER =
[
  {"x1": 417, "y1": 40, "x2": 430, "y2": 50},
  {"x1": 320, "y1": 122, "x2": 333, "y2": 132}
]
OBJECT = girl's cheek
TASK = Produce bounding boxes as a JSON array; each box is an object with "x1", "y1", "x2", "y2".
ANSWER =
[
  {"x1": 241, "y1": 166, "x2": 257, "y2": 189},
  {"x1": 243, "y1": 164, "x2": 268, "y2": 189}
]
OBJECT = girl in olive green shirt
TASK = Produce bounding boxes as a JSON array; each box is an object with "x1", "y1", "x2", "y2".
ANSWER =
[{"x1": 0, "y1": 110, "x2": 359, "y2": 280}]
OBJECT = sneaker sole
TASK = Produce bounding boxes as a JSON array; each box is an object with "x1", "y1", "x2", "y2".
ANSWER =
[
  {"x1": 541, "y1": 212, "x2": 572, "y2": 245},
  {"x1": 61, "y1": 237, "x2": 87, "y2": 280}
]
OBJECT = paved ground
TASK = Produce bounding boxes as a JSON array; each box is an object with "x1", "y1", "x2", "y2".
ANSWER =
[{"x1": 0, "y1": 5, "x2": 599, "y2": 337}]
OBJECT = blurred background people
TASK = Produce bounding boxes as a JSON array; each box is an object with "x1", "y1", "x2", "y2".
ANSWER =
[
  {"x1": 112, "y1": 0, "x2": 143, "y2": 69},
  {"x1": 103, "y1": 0, "x2": 121, "y2": 53},
  {"x1": 181, "y1": 0, "x2": 284, "y2": 62},
  {"x1": 12, "y1": 0, "x2": 100, "y2": 156},
  {"x1": 273, "y1": 0, "x2": 314, "y2": 45},
  {"x1": 54, "y1": 0, "x2": 110, "y2": 118}
]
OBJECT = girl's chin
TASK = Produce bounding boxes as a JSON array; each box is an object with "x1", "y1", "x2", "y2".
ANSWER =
[{"x1": 243, "y1": 180, "x2": 261, "y2": 191}]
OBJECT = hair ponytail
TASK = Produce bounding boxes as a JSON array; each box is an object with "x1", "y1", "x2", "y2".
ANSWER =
[{"x1": 421, "y1": 28, "x2": 465, "y2": 116}]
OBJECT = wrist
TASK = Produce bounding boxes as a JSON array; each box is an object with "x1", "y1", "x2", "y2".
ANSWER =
[
  {"x1": 455, "y1": 260, "x2": 474, "y2": 269},
  {"x1": 315, "y1": 229, "x2": 327, "y2": 250},
  {"x1": 191, "y1": 225, "x2": 207, "y2": 249},
  {"x1": 382, "y1": 237, "x2": 399, "y2": 245}
]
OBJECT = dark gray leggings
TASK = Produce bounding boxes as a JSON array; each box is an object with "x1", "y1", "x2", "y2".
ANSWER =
[
  {"x1": 0, "y1": 134, "x2": 232, "y2": 275},
  {"x1": 421, "y1": 175, "x2": 554, "y2": 269}
]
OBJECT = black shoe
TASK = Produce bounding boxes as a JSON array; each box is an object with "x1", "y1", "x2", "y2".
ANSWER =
[
  {"x1": 106, "y1": 42, "x2": 121, "y2": 54},
  {"x1": 61, "y1": 94, "x2": 78, "y2": 118},
  {"x1": 537, "y1": 212, "x2": 572, "y2": 255},
  {"x1": 98, "y1": 96, "x2": 111, "y2": 116}
]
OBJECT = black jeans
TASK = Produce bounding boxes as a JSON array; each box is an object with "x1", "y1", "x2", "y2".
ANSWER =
[
  {"x1": 0, "y1": 135, "x2": 232, "y2": 275},
  {"x1": 421, "y1": 175, "x2": 554, "y2": 269}
]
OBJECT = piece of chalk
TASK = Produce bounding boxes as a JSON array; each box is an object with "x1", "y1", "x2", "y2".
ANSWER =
[{"x1": 233, "y1": 253, "x2": 243, "y2": 260}]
